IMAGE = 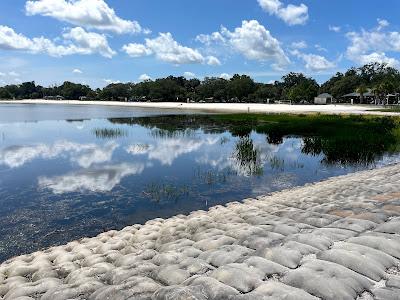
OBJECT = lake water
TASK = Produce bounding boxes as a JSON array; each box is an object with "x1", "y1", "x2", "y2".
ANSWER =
[{"x1": 1, "y1": 104, "x2": 399, "y2": 261}]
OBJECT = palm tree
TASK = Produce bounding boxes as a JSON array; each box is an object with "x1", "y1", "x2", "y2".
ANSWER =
[
  {"x1": 371, "y1": 87, "x2": 378, "y2": 105},
  {"x1": 381, "y1": 80, "x2": 395, "y2": 105},
  {"x1": 356, "y1": 84, "x2": 368, "y2": 104},
  {"x1": 373, "y1": 83, "x2": 387, "y2": 105}
]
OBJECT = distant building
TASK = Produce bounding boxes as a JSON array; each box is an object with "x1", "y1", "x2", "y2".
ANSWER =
[
  {"x1": 342, "y1": 89, "x2": 374, "y2": 104},
  {"x1": 387, "y1": 93, "x2": 400, "y2": 104},
  {"x1": 314, "y1": 93, "x2": 333, "y2": 105}
]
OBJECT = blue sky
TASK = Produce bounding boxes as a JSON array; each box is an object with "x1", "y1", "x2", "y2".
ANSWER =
[{"x1": 1, "y1": 0, "x2": 400, "y2": 88}]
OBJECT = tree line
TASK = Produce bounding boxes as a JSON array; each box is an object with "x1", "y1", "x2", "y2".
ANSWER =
[{"x1": 1, "y1": 62, "x2": 399, "y2": 103}]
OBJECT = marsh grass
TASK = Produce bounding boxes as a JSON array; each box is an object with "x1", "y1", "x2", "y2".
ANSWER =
[
  {"x1": 92, "y1": 127, "x2": 128, "y2": 139},
  {"x1": 109, "y1": 113, "x2": 400, "y2": 167},
  {"x1": 213, "y1": 113, "x2": 400, "y2": 166},
  {"x1": 233, "y1": 136, "x2": 264, "y2": 176},
  {"x1": 150, "y1": 128, "x2": 196, "y2": 139},
  {"x1": 194, "y1": 167, "x2": 236, "y2": 185},
  {"x1": 142, "y1": 182, "x2": 190, "y2": 203},
  {"x1": 270, "y1": 157, "x2": 285, "y2": 171}
]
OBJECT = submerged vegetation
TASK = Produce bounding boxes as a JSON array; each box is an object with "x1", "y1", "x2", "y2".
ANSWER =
[
  {"x1": 214, "y1": 114, "x2": 400, "y2": 166},
  {"x1": 110, "y1": 113, "x2": 400, "y2": 168},
  {"x1": 194, "y1": 167, "x2": 234, "y2": 185},
  {"x1": 92, "y1": 127, "x2": 128, "y2": 139},
  {"x1": 233, "y1": 136, "x2": 263, "y2": 176},
  {"x1": 142, "y1": 182, "x2": 190, "y2": 203}
]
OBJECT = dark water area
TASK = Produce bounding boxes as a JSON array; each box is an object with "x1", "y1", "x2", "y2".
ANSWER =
[{"x1": 0, "y1": 104, "x2": 399, "y2": 262}]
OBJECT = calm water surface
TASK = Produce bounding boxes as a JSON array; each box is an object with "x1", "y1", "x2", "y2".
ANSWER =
[{"x1": 0, "y1": 104, "x2": 399, "y2": 261}]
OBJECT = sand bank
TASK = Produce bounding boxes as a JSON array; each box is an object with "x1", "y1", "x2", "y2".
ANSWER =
[
  {"x1": 1, "y1": 164, "x2": 400, "y2": 299},
  {"x1": 1, "y1": 99, "x2": 398, "y2": 116}
]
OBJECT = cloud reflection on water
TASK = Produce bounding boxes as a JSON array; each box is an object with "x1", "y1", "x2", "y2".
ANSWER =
[
  {"x1": 38, "y1": 162, "x2": 147, "y2": 193},
  {"x1": 126, "y1": 136, "x2": 219, "y2": 165},
  {"x1": 0, "y1": 140, "x2": 118, "y2": 168}
]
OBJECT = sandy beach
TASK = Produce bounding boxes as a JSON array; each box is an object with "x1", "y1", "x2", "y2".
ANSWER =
[
  {"x1": 0, "y1": 99, "x2": 397, "y2": 116},
  {"x1": 1, "y1": 164, "x2": 400, "y2": 299}
]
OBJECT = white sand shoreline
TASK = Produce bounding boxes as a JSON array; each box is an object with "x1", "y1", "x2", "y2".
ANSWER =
[
  {"x1": 1, "y1": 164, "x2": 400, "y2": 299},
  {"x1": 1, "y1": 99, "x2": 398, "y2": 115}
]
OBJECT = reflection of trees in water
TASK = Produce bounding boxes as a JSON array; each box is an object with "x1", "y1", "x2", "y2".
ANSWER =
[
  {"x1": 108, "y1": 114, "x2": 400, "y2": 167},
  {"x1": 266, "y1": 128, "x2": 285, "y2": 145},
  {"x1": 232, "y1": 136, "x2": 263, "y2": 176},
  {"x1": 92, "y1": 128, "x2": 128, "y2": 139},
  {"x1": 302, "y1": 135, "x2": 395, "y2": 166}
]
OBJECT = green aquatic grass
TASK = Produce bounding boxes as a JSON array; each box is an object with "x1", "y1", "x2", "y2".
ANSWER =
[
  {"x1": 210, "y1": 113, "x2": 399, "y2": 137},
  {"x1": 142, "y1": 182, "x2": 190, "y2": 203},
  {"x1": 109, "y1": 113, "x2": 400, "y2": 167},
  {"x1": 92, "y1": 127, "x2": 128, "y2": 139},
  {"x1": 212, "y1": 113, "x2": 400, "y2": 166}
]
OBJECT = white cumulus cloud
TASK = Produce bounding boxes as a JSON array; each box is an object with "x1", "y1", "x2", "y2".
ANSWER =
[
  {"x1": 123, "y1": 32, "x2": 220, "y2": 66},
  {"x1": 197, "y1": 20, "x2": 289, "y2": 69},
  {"x1": 329, "y1": 25, "x2": 341, "y2": 33},
  {"x1": 183, "y1": 71, "x2": 195, "y2": 78},
  {"x1": 222, "y1": 20, "x2": 289, "y2": 68},
  {"x1": 377, "y1": 18, "x2": 389, "y2": 31},
  {"x1": 103, "y1": 79, "x2": 121, "y2": 84},
  {"x1": 258, "y1": 0, "x2": 308, "y2": 26},
  {"x1": 72, "y1": 68, "x2": 82, "y2": 74},
  {"x1": 122, "y1": 43, "x2": 152, "y2": 57},
  {"x1": 206, "y1": 56, "x2": 221, "y2": 66},
  {"x1": 62, "y1": 27, "x2": 116, "y2": 58},
  {"x1": 345, "y1": 20, "x2": 400, "y2": 67},
  {"x1": 291, "y1": 50, "x2": 335, "y2": 71},
  {"x1": 25, "y1": 0, "x2": 146, "y2": 34},
  {"x1": 138, "y1": 73, "x2": 151, "y2": 81},
  {"x1": 290, "y1": 41, "x2": 307, "y2": 49},
  {"x1": 0, "y1": 25, "x2": 115, "y2": 58},
  {"x1": 196, "y1": 20, "x2": 290, "y2": 69},
  {"x1": 195, "y1": 32, "x2": 226, "y2": 45},
  {"x1": 220, "y1": 73, "x2": 232, "y2": 80}
]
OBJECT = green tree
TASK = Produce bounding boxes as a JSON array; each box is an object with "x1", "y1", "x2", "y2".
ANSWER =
[
  {"x1": 330, "y1": 74, "x2": 361, "y2": 99},
  {"x1": 287, "y1": 80, "x2": 319, "y2": 103},
  {"x1": 59, "y1": 81, "x2": 91, "y2": 99},
  {"x1": 148, "y1": 78, "x2": 185, "y2": 101},
  {"x1": 99, "y1": 83, "x2": 130, "y2": 100},
  {"x1": 249, "y1": 84, "x2": 279, "y2": 103},
  {"x1": 226, "y1": 74, "x2": 256, "y2": 101},
  {"x1": 197, "y1": 77, "x2": 228, "y2": 101},
  {"x1": 0, "y1": 88, "x2": 12, "y2": 99},
  {"x1": 279, "y1": 73, "x2": 319, "y2": 101}
]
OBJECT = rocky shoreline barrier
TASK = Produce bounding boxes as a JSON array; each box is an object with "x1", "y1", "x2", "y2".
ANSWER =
[{"x1": 1, "y1": 164, "x2": 400, "y2": 299}]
